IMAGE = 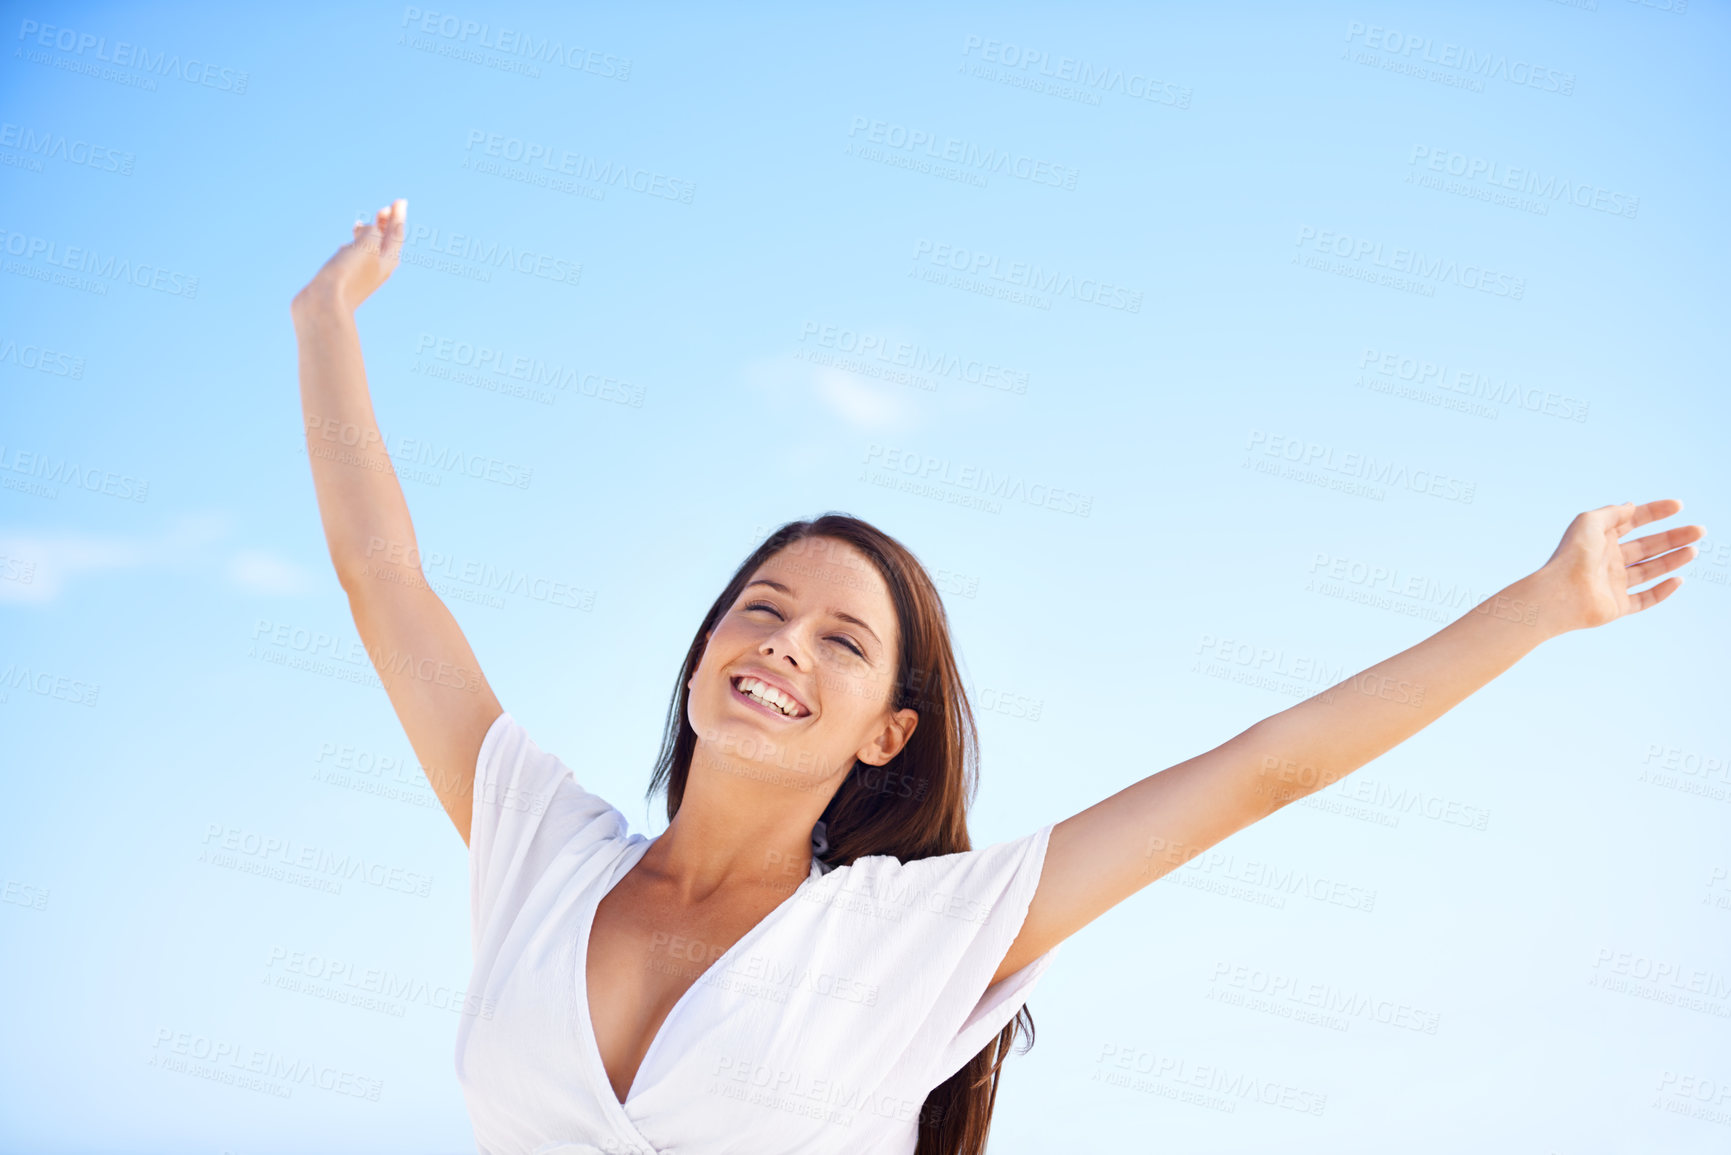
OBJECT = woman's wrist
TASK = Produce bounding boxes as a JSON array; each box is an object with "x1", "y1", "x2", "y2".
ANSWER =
[
  {"x1": 291, "y1": 281, "x2": 354, "y2": 329},
  {"x1": 1490, "y1": 569, "x2": 1575, "y2": 642}
]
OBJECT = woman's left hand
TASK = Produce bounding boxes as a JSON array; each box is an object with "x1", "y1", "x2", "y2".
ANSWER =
[{"x1": 1534, "y1": 499, "x2": 1703, "y2": 633}]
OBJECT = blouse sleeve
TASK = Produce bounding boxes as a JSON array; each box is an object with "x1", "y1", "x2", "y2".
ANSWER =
[
  {"x1": 467, "y1": 710, "x2": 631, "y2": 955},
  {"x1": 819, "y1": 822, "x2": 1060, "y2": 1096}
]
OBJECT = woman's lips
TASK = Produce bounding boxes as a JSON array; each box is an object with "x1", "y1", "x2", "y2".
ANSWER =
[{"x1": 730, "y1": 676, "x2": 801, "y2": 721}]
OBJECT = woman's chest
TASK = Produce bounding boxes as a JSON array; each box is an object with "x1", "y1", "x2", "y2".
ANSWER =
[
  {"x1": 458, "y1": 851, "x2": 927, "y2": 1153},
  {"x1": 585, "y1": 875, "x2": 801, "y2": 1103}
]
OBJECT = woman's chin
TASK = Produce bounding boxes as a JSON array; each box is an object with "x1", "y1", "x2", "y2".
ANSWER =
[{"x1": 692, "y1": 717, "x2": 839, "y2": 789}]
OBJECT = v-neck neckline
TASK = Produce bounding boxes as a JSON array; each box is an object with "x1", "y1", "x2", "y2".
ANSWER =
[{"x1": 576, "y1": 835, "x2": 823, "y2": 1118}]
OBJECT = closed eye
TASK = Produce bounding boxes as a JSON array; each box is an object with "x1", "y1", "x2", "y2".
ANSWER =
[{"x1": 743, "y1": 601, "x2": 865, "y2": 658}]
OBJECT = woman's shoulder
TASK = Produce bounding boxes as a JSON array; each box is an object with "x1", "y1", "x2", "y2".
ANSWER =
[
  {"x1": 477, "y1": 711, "x2": 631, "y2": 825},
  {"x1": 470, "y1": 710, "x2": 643, "y2": 903},
  {"x1": 799, "y1": 823, "x2": 1055, "y2": 921}
]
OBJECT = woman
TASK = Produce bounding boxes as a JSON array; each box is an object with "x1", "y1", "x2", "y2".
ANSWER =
[{"x1": 292, "y1": 201, "x2": 1701, "y2": 1155}]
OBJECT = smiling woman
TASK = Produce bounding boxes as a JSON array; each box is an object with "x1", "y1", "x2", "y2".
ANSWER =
[
  {"x1": 619, "y1": 516, "x2": 1033, "y2": 1152},
  {"x1": 452, "y1": 515, "x2": 1054, "y2": 1155},
  {"x1": 293, "y1": 201, "x2": 1703, "y2": 1155}
]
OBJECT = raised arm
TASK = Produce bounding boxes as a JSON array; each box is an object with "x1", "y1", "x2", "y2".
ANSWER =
[
  {"x1": 291, "y1": 199, "x2": 502, "y2": 847},
  {"x1": 993, "y1": 500, "x2": 1703, "y2": 982}
]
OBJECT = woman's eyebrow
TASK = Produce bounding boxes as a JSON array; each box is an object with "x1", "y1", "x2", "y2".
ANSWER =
[{"x1": 744, "y1": 578, "x2": 882, "y2": 646}]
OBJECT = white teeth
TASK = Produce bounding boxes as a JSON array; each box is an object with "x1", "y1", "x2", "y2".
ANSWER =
[
  {"x1": 738, "y1": 677, "x2": 800, "y2": 716},
  {"x1": 756, "y1": 690, "x2": 792, "y2": 715}
]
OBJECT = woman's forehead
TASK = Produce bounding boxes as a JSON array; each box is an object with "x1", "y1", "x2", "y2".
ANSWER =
[
  {"x1": 766, "y1": 534, "x2": 872, "y2": 570},
  {"x1": 754, "y1": 538, "x2": 878, "y2": 586},
  {"x1": 748, "y1": 541, "x2": 896, "y2": 627}
]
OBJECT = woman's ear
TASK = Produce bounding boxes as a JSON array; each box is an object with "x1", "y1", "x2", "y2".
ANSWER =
[{"x1": 856, "y1": 707, "x2": 919, "y2": 766}]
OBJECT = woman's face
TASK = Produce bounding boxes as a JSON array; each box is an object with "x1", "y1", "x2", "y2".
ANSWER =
[{"x1": 687, "y1": 536, "x2": 918, "y2": 793}]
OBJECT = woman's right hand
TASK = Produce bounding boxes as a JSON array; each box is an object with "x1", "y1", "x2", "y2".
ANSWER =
[{"x1": 293, "y1": 198, "x2": 408, "y2": 318}]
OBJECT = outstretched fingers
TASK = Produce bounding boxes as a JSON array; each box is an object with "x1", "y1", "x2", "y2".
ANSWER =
[
  {"x1": 1628, "y1": 575, "x2": 1683, "y2": 615},
  {"x1": 1619, "y1": 498, "x2": 1684, "y2": 533},
  {"x1": 345, "y1": 200, "x2": 406, "y2": 263},
  {"x1": 1621, "y1": 523, "x2": 1705, "y2": 566},
  {"x1": 1624, "y1": 543, "x2": 1698, "y2": 590}
]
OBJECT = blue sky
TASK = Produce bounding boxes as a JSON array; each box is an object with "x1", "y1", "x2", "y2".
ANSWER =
[{"x1": 2, "y1": 1, "x2": 1728, "y2": 1152}]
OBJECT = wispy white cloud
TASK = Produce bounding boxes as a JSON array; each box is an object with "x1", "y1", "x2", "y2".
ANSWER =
[
  {"x1": 0, "y1": 513, "x2": 320, "y2": 604},
  {"x1": 0, "y1": 535, "x2": 141, "y2": 602},
  {"x1": 224, "y1": 549, "x2": 318, "y2": 595},
  {"x1": 741, "y1": 353, "x2": 920, "y2": 435},
  {"x1": 813, "y1": 368, "x2": 913, "y2": 430}
]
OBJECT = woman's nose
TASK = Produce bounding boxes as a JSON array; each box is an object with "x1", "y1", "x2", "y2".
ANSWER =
[{"x1": 761, "y1": 622, "x2": 808, "y2": 666}]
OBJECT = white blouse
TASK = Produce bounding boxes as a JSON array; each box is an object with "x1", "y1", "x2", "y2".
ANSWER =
[{"x1": 455, "y1": 712, "x2": 1059, "y2": 1155}]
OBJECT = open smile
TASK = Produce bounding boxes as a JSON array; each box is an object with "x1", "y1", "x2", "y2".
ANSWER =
[{"x1": 729, "y1": 675, "x2": 811, "y2": 720}]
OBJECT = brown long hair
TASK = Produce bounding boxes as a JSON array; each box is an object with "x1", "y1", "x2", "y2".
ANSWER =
[{"x1": 646, "y1": 513, "x2": 1035, "y2": 1154}]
